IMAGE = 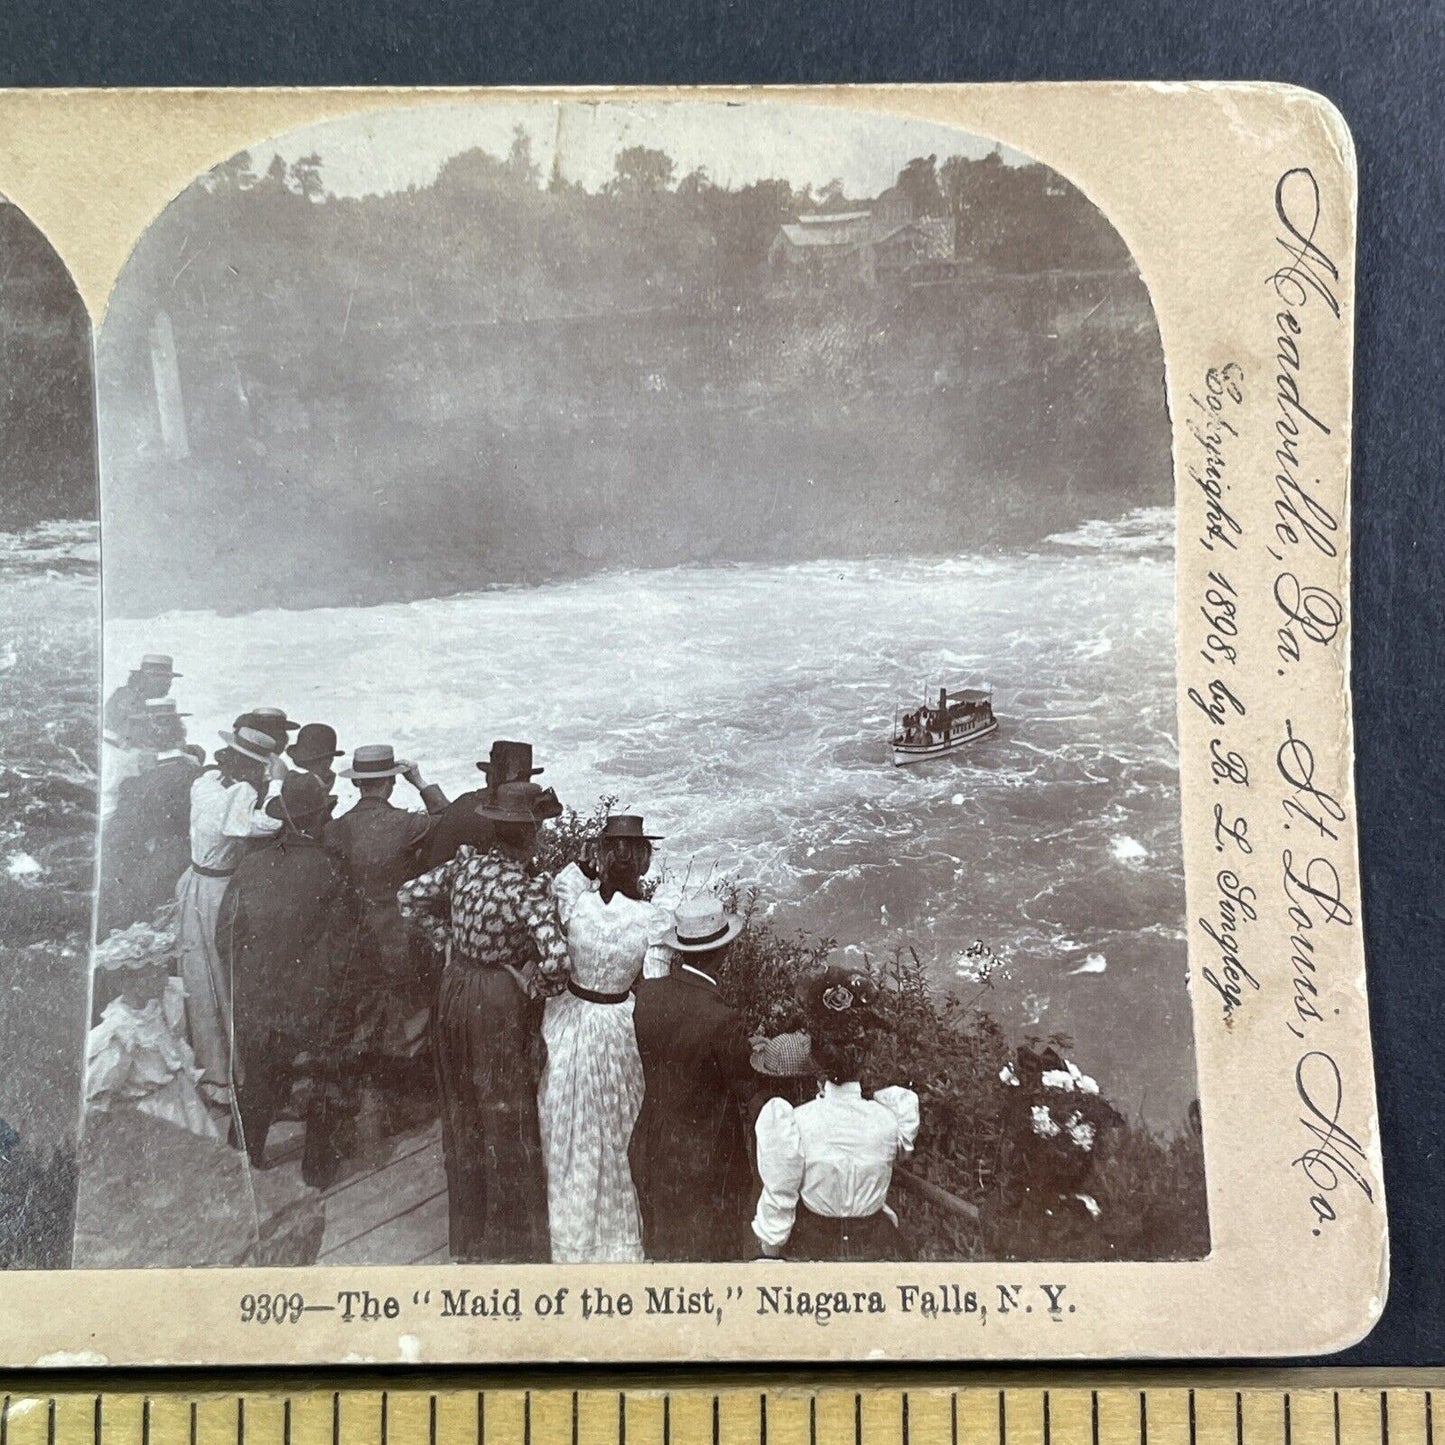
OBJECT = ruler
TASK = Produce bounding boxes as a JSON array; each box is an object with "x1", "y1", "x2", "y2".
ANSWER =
[{"x1": 0, "y1": 1378, "x2": 1440, "y2": 1445}]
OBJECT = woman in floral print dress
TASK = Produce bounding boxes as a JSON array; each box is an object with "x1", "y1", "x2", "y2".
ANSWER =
[{"x1": 539, "y1": 815, "x2": 674, "y2": 1263}]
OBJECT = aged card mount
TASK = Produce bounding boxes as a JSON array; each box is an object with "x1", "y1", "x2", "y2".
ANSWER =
[{"x1": 0, "y1": 84, "x2": 1379, "y2": 1365}]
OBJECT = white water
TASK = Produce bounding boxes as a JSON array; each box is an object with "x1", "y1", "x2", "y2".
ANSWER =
[{"x1": 106, "y1": 507, "x2": 1197, "y2": 1125}]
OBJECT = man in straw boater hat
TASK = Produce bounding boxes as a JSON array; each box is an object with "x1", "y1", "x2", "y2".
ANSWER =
[
  {"x1": 174, "y1": 719, "x2": 288, "y2": 1110},
  {"x1": 103, "y1": 652, "x2": 180, "y2": 736},
  {"x1": 100, "y1": 656, "x2": 183, "y2": 825},
  {"x1": 629, "y1": 894, "x2": 756, "y2": 1261},
  {"x1": 324, "y1": 745, "x2": 451, "y2": 1124},
  {"x1": 217, "y1": 771, "x2": 362, "y2": 1188},
  {"x1": 287, "y1": 723, "x2": 346, "y2": 795},
  {"x1": 421, "y1": 739, "x2": 560, "y2": 871},
  {"x1": 97, "y1": 698, "x2": 200, "y2": 935},
  {"x1": 398, "y1": 781, "x2": 571, "y2": 1263}
]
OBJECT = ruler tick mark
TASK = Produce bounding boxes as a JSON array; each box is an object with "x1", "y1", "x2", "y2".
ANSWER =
[
  {"x1": 190, "y1": 1400, "x2": 197, "y2": 1445},
  {"x1": 902, "y1": 1391, "x2": 910, "y2": 1445},
  {"x1": 664, "y1": 1395, "x2": 671, "y2": 1445},
  {"x1": 332, "y1": 1393, "x2": 340, "y2": 1445},
  {"x1": 524, "y1": 1392, "x2": 532, "y2": 1445},
  {"x1": 571, "y1": 1392, "x2": 578, "y2": 1445},
  {"x1": 1284, "y1": 1395, "x2": 1291, "y2": 1445},
  {"x1": 1427, "y1": 1394, "x2": 1434, "y2": 1445},
  {"x1": 48, "y1": 1398, "x2": 56, "y2": 1445},
  {"x1": 380, "y1": 1393, "x2": 388, "y2": 1445},
  {"x1": 713, "y1": 1395, "x2": 720, "y2": 1445},
  {"x1": 1043, "y1": 1392, "x2": 1051, "y2": 1445},
  {"x1": 1235, "y1": 1393, "x2": 1243, "y2": 1445},
  {"x1": 237, "y1": 1395, "x2": 245, "y2": 1445},
  {"x1": 93, "y1": 1395, "x2": 101, "y2": 1445},
  {"x1": 1382, "y1": 1393, "x2": 1390, "y2": 1445},
  {"x1": 999, "y1": 1391, "x2": 1007, "y2": 1445},
  {"x1": 950, "y1": 1394, "x2": 958, "y2": 1445},
  {"x1": 429, "y1": 1396, "x2": 436, "y2": 1445},
  {"x1": 2, "y1": 1392, "x2": 9, "y2": 1445},
  {"x1": 1140, "y1": 1392, "x2": 1148, "y2": 1445},
  {"x1": 760, "y1": 1393, "x2": 768, "y2": 1445},
  {"x1": 856, "y1": 1393, "x2": 863, "y2": 1445},
  {"x1": 809, "y1": 1397, "x2": 817, "y2": 1445},
  {"x1": 284, "y1": 1400, "x2": 291, "y2": 1445},
  {"x1": 477, "y1": 1390, "x2": 485, "y2": 1445},
  {"x1": 1189, "y1": 1392, "x2": 1197, "y2": 1445},
  {"x1": 1335, "y1": 1393, "x2": 1342, "y2": 1445},
  {"x1": 618, "y1": 1392, "x2": 626, "y2": 1445},
  {"x1": 1091, "y1": 1392, "x2": 1100, "y2": 1445},
  {"x1": 143, "y1": 1399, "x2": 151, "y2": 1445}
]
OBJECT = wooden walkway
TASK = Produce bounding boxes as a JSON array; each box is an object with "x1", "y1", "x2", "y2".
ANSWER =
[{"x1": 269, "y1": 1119, "x2": 450, "y2": 1266}]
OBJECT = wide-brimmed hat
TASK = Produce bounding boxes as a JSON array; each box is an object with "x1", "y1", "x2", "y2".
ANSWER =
[
  {"x1": 234, "y1": 709, "x2": 292, "y2": 749},
  {"x1": 249, "y1": 706, "x2": 301, "y2": 733},
  {"x1": 265, "y1": 770, "x2": 335, "y2": 825},
  {"x1": 138, "y1": 653, "x2": 181, "y2": 678},
  {"x1": 142, "y1": 698, "x2": 191, "y2": 721},
  {"x1": 801, "y1": 965, "x2": 879, "y2": 1034},
  {"x1": 599, "y1": 814, "x2": 663, "y2": 842},
  {"x1": 750, "y1": 1030, "x2": 819, "y2": 1078},
  {"x1": 289, "y1": 722, "x2": 344, "y2": 765},
  {"x1": 339, "y1": 744, "x2": 408, "y2": 780},
  {"x1": 476, "y1": 739, "x2": 544, "y2": 780},
  {"x1": 477, "y1": 780, "x2": 551, "y2": 824},
  {"x1": 475, "y1": 780, "x2": 562, "y2": 823},
  {"x1": 217, "y1": 724, "x2": 284, "y2": 765},
  {"x1": 662, "y1": 895, "x2": 743, "y2": 953}
]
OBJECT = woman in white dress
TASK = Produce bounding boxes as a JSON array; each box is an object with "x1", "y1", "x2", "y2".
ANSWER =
[
  {"x1": 751, "y1": 966, "x2": 920, "y2": 1261},
  {"x1": 174, "y1": 722, "x2": 285, "y2": 1106},
  {"x1": 539, "y1": 814, "x2": 674, "y2": 1263}
]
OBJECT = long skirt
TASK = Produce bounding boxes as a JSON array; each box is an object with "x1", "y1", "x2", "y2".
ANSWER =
[
  {"x1": 786, "y1": 1203, "x2": 911, "y2": 1262},
  {"x1": 538, "y1": 991, "x2": 644, "y2": 1263},
  {"x1": 434, "y1": 962, "x2": 548, "y2": 1263},
  {"x1": 174, "y1": 867, "x2": 236, "y2": 1098}
]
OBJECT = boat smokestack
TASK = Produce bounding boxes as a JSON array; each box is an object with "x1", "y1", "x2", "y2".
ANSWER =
[{"x1": 939, "y1": 687, "x2": 947, "y2": 712}]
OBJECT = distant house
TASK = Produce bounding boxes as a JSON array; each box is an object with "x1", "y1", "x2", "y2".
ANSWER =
[{"x1": 768, "y1": 208, "x2": 957, "y2": 289}]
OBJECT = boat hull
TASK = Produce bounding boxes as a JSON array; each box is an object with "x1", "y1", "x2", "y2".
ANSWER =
[{"x1": 891, "y1": 719, "x2": 998, "y2": 765}]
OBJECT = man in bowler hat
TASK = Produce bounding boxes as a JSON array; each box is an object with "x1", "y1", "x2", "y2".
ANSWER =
[
  {"x1": 218, "y1": 771, "x2": 361, "y2": 1187},
  {"x1": 421, "y1": 740, "x2": 561, "y2": 870},
  {"x1": 629, "y1": 895, "x2": 757, "y2": 1261},
  {"x1": 288, "y1": 723, "x2": 345, "y2": 794}
]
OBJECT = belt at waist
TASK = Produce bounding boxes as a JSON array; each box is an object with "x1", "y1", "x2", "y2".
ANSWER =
[
  {"x1": 190, "y1": 861, "x2": 236, "y2": 879},
  {"x1": 797, "y1": 1202, "x2": 885, "y2": 1228},
  {"x1": 568, "y1": 979, "x2": 631, "y2": 1005}
]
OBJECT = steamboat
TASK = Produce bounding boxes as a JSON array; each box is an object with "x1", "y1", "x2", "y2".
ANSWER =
[{"x1": 891, "y1": 686, "x2": 997, "y2": 766}]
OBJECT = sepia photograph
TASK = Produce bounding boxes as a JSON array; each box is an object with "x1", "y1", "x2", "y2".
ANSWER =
[
  {"x1": 48, "y1": 97, "x2": 1207, "y2": 1273},
  {"x1": 71, "y1": 98, "x2": 1209, "y2": 1275},
  {"x1": 0, "y1": 196, "x2": 96, "y2": 1273}
]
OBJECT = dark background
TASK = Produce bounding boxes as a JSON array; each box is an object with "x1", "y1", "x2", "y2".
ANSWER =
[{"x1": 0, "y1": 0, "x2": 1440, "y2": 1366}]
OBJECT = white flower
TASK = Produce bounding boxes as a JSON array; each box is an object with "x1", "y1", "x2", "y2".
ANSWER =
[
  {"x1": 1030, "y1": 1104, "x2": 1060, "y2": 1138},
  {"x1": 1065, "y1": 1112, "x2": 1096, "y2": 1151},
  {"x1": 1073, "y1": 1192, "x2": 1102, "y2": 1219},
  {"x1": 999, "y1": 1063, "x2": 1019, "y2": 1087},
  {"x1": 1068, "y1": 1060, "x2": 1100, "y2": 1095},
  {"x1": 1041, "y1": 1068, "x2": 1074, "y2": 1091}
]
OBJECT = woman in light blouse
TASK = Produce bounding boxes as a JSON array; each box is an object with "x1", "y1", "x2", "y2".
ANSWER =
[{"x1": 751, "y1": 966, "x2": 920, "y2": 1261}]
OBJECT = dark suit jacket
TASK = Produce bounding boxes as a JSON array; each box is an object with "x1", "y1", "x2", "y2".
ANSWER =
[
  {"x1": 630, "y1": 969, "x2": 756, "y2": 1261},
  {"x1": 217, "y1": 832, "x2": 364, "y2": 1048},
  {"x1": 97, "y1": 753, "x2": 199, "y2": 934},
  {"x1": 419, "y1": 788, "x2": 497, "y2": 872}
]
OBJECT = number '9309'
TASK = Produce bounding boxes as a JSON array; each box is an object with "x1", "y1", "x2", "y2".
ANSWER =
[{"x1": 240, "y1": 1292, "x2": 306, "y2": 1324}]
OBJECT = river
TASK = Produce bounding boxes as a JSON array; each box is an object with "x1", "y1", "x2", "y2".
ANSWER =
[{"x1": 105, "y1": 506, "x2": 1198, "y2": 1127}]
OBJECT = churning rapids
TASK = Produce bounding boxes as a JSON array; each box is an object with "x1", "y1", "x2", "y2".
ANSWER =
[{"x1": 105, "y1": 507, "x2": 1198, "y2": 1127}]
